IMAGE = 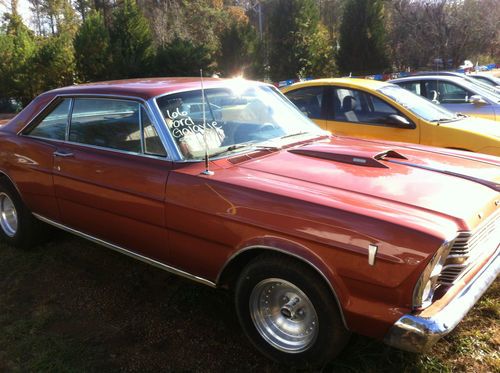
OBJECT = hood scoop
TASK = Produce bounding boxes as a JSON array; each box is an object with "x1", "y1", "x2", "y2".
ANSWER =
[{"x1": 288, "y1": 144, "x2": 407, "y2": 168}]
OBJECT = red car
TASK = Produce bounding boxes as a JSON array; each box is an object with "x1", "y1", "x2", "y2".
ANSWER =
[{"x1": 0, "y1": 78, "x2": 498, "y2": 368}]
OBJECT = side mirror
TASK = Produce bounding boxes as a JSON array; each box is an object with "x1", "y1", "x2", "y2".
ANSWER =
[
  {"x1": 387, "y1": 114, "x2": 415, "y2": 129},
  {"x1": 469, "y1": 95, "x2": 487, "y2": 105}
]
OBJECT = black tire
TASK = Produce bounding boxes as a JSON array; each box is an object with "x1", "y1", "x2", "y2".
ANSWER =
[
  {"x1": 0, "y1": 180, "x2": 49, "y2": 248},
  {"x1": 235, "y1": 253, "x2": 350, "y2": 369}
]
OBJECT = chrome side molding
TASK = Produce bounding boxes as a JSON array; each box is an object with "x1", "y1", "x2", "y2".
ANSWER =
[{"x1": 33, "y1": 213, "x2": 216, "y2": 288}]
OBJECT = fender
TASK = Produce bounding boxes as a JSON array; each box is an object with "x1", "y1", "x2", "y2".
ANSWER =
[{"x1": 216, "y1": 235, "x2": 349, "y2": 328}]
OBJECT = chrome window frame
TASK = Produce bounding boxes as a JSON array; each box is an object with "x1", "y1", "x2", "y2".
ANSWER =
[
  {"x1": 18, "y1": 93, "x2": 173, "y2": 161},
  {"x1": 151, "y1": 81, "x2": 279, "y2": 163}
]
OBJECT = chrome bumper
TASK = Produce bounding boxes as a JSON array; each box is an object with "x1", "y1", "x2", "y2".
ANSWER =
[{"x1": 384, "y1": 249, "x2": 499, "y2": 353}]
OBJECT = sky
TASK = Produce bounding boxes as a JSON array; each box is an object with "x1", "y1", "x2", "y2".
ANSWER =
[{"x1": 1, "y1": 0, "x2": 32, "y2": 24}]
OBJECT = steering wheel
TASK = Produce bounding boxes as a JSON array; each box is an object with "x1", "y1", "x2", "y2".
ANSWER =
[{"x1": 257, "y1": 122, "x2": 277, "y2": 132}]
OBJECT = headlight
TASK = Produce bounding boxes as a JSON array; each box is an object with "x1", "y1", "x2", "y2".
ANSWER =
[{"x1": 412, "y1": 239, "x2": 454, "y2": 310}]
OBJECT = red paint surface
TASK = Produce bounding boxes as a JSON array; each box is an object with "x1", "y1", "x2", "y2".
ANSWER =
[{"x1": 0, "y1": 79, "x2": 499, "y2": 340}]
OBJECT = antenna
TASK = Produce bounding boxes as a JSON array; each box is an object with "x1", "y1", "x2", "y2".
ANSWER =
[{"x1": 200, "y1": 69, "x2": 214, "y2": 176}]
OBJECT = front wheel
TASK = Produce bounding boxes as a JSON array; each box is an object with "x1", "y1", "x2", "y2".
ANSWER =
[{"x1": 235, "y1": 254, "x2": 350, "y2": 369}]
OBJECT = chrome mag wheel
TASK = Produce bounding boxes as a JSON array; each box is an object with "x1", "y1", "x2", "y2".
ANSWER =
[
  {"x1": 250, "y1": 278, "x2": 319, "y2": 353},
  {"x1": 0, "y1": 192, "x2": 18, "y2": 237}
]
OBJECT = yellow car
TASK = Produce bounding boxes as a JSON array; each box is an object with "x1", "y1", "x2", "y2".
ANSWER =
[{"x1": 282, "y1": 78, "x2": 500, "y2": 156}]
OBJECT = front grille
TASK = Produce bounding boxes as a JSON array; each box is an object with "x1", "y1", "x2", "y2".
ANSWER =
[{"x1": 438, "y1": 211, "x2": 500, "y2": 285}]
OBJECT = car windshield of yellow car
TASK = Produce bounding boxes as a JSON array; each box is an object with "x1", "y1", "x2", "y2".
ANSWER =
[
  {"x1": 378, "y1": 85, "x2": 458, "y2": 122},
  {"x1": 155, "y1": 84, "x2": 323, "y2": 160}
]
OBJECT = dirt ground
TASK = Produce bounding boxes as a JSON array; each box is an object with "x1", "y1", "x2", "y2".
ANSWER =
[{"x1": 0, "y1": 231, "x2": 498, "y2": 372}]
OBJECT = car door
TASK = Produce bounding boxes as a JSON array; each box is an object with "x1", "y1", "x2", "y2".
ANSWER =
[
  {"x1": 52, "y1": 97, "x2": 172, "y2": 262},
  {"x1": 284, "y1": 85, "x2": 328, "y2": 130},
  {"x1": 13, "y1": 98, "x2": 72, "y2": 221},
  {"x1": 422, "y1": 79, "x2": 496, "y2": 120},
  {"x1": 324, "y1": 86, "x2": 420, "y2": 144}
]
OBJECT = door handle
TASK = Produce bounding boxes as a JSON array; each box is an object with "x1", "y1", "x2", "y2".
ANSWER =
[{"x1": 53, "y1": 150, "x2": 74, "y2": 158}]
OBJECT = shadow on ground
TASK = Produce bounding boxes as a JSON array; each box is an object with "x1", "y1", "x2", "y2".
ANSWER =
[{"x1": 0, "y1": 232, "x2": 497, "y2": 372}]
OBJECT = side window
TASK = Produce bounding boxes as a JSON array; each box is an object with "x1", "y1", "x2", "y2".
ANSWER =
[
  {"x1": 141, "y1": 107, "x2": 167, "y2": 156},
  {"x1": 438, "y1": 82, "x2": 472, "y2": 104},
  {"x1": 26, "y1": 99, "x2": 70, "y2": 140},
  {"x1": 69, "y1": 98, "x2": 141, "y2": 153},
  {"x1": 422, "y1": 80, "x2": 439, "y2": 102},
  {"x1": 285, "y1": 86, "x2": 325, "y2": 119},
  {"x1": 399, "y1": 82, "x2": 421, "y2": 95},
  {"x1": 332, "y1": 87, "x2": 403, "y2": 126}
]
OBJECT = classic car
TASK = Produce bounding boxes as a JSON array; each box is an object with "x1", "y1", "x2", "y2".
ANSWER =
[
  {"x1": 0, "y1": 78, "x2": 499, "y2": 368},
  {"x1": 390, "y1": 75, "x2": 500, "y2": 121},
  {"x1": 282, "y1": 78, "x2": 500, "y2": 156}
]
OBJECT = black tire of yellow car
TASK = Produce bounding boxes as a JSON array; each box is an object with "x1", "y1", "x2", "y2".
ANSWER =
[
  {"x1": 0, "y1": 180, "x2": 49, "y2": 249},
  {"x1": 235, "y1": 253, "x2": 350, "y2": 369}
]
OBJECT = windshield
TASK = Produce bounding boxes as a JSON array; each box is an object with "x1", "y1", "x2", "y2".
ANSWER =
[
  {"x1": 462, "y1": 75, "x2": 500, "y2": 96},
  {"x1": 155, "y1": 83, "x2": 323, "y2": 160},
  {"x1": 378, "y1": 84, "x2": 458, "y2": 122}
]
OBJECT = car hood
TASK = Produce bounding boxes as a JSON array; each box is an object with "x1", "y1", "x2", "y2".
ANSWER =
[
  {"x1": 441, "y1": 117, "x2": 500, "y2": 137},
  {"x1": 233, "y1": 136, "x2": 500, "y2": 230}
]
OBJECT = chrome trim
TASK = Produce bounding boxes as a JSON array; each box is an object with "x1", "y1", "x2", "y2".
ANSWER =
[
  {"x1": 439, "y1": 211, "x2": 499, "y2": 285},
  {"x1": 24, "y1": 135, "x2": 170, "y2": 161},
  {"x1": 368, "y1": 244, "x2": 378, "y2": 266},
  {"x1": 412, "y1": 238, "x2": 455, "y2": 309},
  {"x1": 17, "y1": 95, "x2": 61, "y2": 135},
  {"x1": 148, "y1": 97, "x2": 184, "y2": 161},
  {"x1": 32, "y1": 213, "x2": 216, "y2": 288},
  {"x1": 384, "y1": 246, "x2": 499, "y2": 352},
  {"x1": 216, "y1": 245, "x2": 348, "y2": 329},
  {"x1": 18, "y1": 93, "x2": 172, "y2": 161},
  {"x1": 65, "y1": 98, "x2": 74, "y2": 141},
  {"x1": 150, "y1": 81, "x2": 277, "y2": 162}
]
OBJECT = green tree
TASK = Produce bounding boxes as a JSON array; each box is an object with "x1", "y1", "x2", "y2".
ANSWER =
[
  {"x1": 217, "y1": 20, "x2": 261, "y2": 78},
  {"x1": 74, "y1": 11, "x2": 111, "y2": 81},
  {"x1": 109, "y1": 0, "x2": 154, "y2": 79},
  {"x1": 338, "y1": 0, "x2": 389, "y2": 75},
  {"x1": 29, "y1": 33, "x2": 76, "y2": 93},
  {"x1": 155, "y1": 37, "x2": 213, "y2": 77},
  {"x1": 268, "y1": 0, "x2": 335, "y2": 81},
  {"x1": 0, "y1": 14, "x2": 38, "y2": 105}
]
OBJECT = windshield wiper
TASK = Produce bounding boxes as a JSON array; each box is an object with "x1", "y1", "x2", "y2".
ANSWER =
[
  {"x1": 280, "y1": 131, "x2": 310, "y2": 140},
  {"x1": 430, "y1": 117, "x2": 460, "y2": 123},
  {"x1": 210, "y1": 141, "x2": 281, "y2": 158}
]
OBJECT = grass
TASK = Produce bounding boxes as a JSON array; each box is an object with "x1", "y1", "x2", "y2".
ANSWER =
[{"x1": 0, "y1": 233, "x2": 498, "y2": 372}]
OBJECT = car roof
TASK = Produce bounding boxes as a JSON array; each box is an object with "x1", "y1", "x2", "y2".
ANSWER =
[
  {"x1": 47, "y1": 77, "x2": 269, "y2": 100},
  {"x1": 412, "y1": 71, "x2": 465, "y2": 78},
  {"x1": 282, "y1": 78, "x2": 390, "y2": 91}
]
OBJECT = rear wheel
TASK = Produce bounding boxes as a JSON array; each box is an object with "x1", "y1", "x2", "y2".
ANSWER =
[
  {"x1": 0, "y1": 180, "x2": 49, "y2": 248},
  {"x1": 235, "y1": 254, "x2": 350, "y2": 369}
]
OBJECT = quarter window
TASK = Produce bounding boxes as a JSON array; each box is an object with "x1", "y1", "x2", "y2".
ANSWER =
[
  {"x1": 285, "y1": 86, "x2": 326, "y2": 119},
  {"x1": 27, "y1": 99, "x2": 71, "y2": 140}
]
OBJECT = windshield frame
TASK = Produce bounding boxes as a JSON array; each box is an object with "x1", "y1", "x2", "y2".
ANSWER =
[{"x1": 153, "y1": 82, "x2": 326, "y2": 162}]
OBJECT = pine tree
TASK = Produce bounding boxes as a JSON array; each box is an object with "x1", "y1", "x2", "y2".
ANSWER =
[
  {"x1": 268, "y1": 0, "x2": 336, "y2": 81},
  {"x1": 338, "y1": 0, "x2": 389, "y2": 75},
  {"x1": 74, "y1": 11, "x2": 112, "y2": 82},
  {"x1": 155, "y1": 37, "x2": 213, "y2": 77},
  {"x1": 109, "y1": 0, "x2": 154, "y2": 79},
  {"x1": 217, "y1": 20, "x2": 261, "y2": 78}
]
